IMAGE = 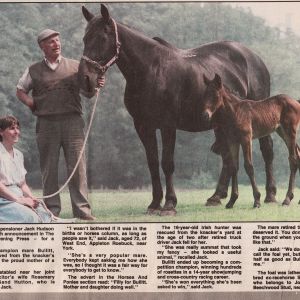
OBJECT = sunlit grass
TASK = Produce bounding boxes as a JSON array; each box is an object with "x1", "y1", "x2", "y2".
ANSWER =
[{"x1": 34, "y1": 186, "x2": 300, "y2": 222}]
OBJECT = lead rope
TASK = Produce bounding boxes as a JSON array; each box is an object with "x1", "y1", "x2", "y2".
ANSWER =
[{"x1": 35, "y1": 89, "x2": 101, "y2": 221}]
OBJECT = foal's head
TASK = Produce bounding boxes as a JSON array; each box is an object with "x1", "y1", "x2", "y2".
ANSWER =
[{"x1": 202, "y1": 73, "x2": 224, "y2": 123}]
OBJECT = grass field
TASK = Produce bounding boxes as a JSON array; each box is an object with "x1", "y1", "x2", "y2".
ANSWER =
[{"x1": 35, "y1": 185, "x2": 300, "y2": 223}]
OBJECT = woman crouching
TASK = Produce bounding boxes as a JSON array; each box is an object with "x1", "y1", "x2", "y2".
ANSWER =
[{"x1": 0, "y1": 115, "x2": 56, "y2": 223}]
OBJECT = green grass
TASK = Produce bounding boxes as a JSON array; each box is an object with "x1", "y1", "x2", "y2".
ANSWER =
[{"x1": 34, "y1": 186, "x2": 300, "y2": 222}]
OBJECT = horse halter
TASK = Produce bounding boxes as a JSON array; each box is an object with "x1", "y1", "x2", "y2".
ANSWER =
[{"x1": 81, "y1": 18, "x2": 121, "y2": 74}]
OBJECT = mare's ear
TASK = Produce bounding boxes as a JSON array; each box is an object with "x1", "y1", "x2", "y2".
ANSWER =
[
  {"x1": 213, "y1": 74, "x2": 222, "y2": 89},
  {"x1": 82, "y1": 6, "x2": 95, "y2": 22},
  {"x1": 101, "y1": 4, "x2": 111, "y2": 23},
  {"x1": 203, "y1": 74, "x2": 210, "y2": 86}
]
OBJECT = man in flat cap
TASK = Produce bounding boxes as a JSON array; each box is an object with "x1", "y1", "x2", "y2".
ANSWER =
[{"x1": 16, "y1": 29, "x2": 104, "y2": 220}]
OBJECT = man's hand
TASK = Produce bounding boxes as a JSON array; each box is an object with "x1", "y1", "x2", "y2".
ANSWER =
[
  {"x1": 16, "y1": 89, "x2": 36, "y2": 112},
  {"x1": 97, "y1": 75, "x2": 105, "y2": 88}
]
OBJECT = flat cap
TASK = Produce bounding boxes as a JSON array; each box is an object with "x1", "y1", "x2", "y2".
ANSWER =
[{"x1": 37, "y1": 29, "x2": 60, "y2": 44}]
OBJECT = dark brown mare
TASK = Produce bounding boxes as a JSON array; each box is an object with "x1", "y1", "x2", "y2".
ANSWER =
[
  {"x1": 78, "y1": 4, "x2": 276, "y2": 215},
  {"x1": 202, "y1": 74, "x2": 300, "y2": 208}
]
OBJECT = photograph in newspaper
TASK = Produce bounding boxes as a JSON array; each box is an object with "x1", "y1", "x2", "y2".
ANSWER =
[{"x1": 0, "y1": 1, "x2": 300, "y2": 299}]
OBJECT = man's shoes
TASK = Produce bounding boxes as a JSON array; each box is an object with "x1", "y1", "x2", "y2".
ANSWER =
[{"x1": 79, "y1": 215, "x2": 97, "y2": 221}]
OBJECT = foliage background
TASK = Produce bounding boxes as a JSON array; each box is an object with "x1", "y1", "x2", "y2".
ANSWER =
[{"x1": 1, "y1": 2, "x2": 300, "y2": 189}]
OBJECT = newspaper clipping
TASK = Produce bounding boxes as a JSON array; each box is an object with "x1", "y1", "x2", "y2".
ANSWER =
[
  {"x1": 1, "y1": 223, "x2": 300, "y2": 293},
  {"x1": 1, "y1": 1, "x2": 300, "y2": 300}
]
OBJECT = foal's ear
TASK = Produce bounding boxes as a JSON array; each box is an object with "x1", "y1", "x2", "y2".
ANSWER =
[
  {"x1": 82, "y1": 6, "x2": 94, "y2": 22},
  {"x1": 203, "y1": 74, "x2": 210, "y2": 86},
  {"x1": 101, "y1": 4, "x2": 111, "y2": 23},
  {"x1": 213, "y1": 74, "x2": 222, "y2": 89}
]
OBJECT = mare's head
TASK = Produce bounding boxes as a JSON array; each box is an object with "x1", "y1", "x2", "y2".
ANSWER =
[
  {"x1": 202, "y1": 73, "x2": 224, "y2": 123},
  {"x1": 78, "y1": 4, "x2": 119, "y2": 94}
]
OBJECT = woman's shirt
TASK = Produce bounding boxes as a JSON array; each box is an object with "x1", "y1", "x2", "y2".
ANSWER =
[{"x1": 0, "y1": 143, "x2": 27, "y2": 186}]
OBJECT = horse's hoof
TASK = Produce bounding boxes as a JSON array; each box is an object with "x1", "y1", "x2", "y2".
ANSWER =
[
  {"x1": 264, "y1": 194, "x2": 277, "y2": 203},
  {"x1": 225, "y1": 203, "x2": 233, "y2": 209},
  {"x1": 253, "y1": 203, "x2": 261, "y2": 208},
  {"x1": 146, "y1": 206, "x2": 162, "y2": 215},
  {"x1": 206, "y1": 192, "x2": 224, "y2": 206},
  {"x1": 282, "y1": 199, "x2": 291, "y2": 206},
  {"x1": 206, "y1": 198, "x2": 222, "y2": 206},
  {"x1": 160, "y1": 208, "x2": 177, "y2": 216}
]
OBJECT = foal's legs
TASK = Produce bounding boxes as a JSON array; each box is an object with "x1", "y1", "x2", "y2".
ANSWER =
[
  {"x1": 134, "y1": 122, "x2": 163, "y2": 214},
  {"x1": 206, "y1": 152, "x2": 231, "y2": 206},
  {"x1": 160, "y1": 127, "x2": 177, "y2": 216},
  {"x1": 206, "y1": 129, "x2": 231, "y2": 206},
  {"x1": 259, "y1": 136, "x2": 277, "y2": 203},
  {"x1": 276, "y1": 127, "x2": 298, "y2": 205},
  {"x1": 241, "y1": 138, "x2": 261, "y2": 208},
  {"x1": 225, "y1": 143, "x2": 240, "y2": 209}
]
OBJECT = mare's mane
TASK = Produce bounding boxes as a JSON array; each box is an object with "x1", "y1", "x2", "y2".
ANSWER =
[
  {"x1": 86, "y1": 15, "x2": 198, "y2": 60},
  {"x1": 152, "y1": 36, "x2": 178, "y2": 50}
]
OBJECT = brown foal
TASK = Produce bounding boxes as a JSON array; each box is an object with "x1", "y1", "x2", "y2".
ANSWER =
[{"x1": 202, "y1": 74, "x2": 300, "y2": 208}]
